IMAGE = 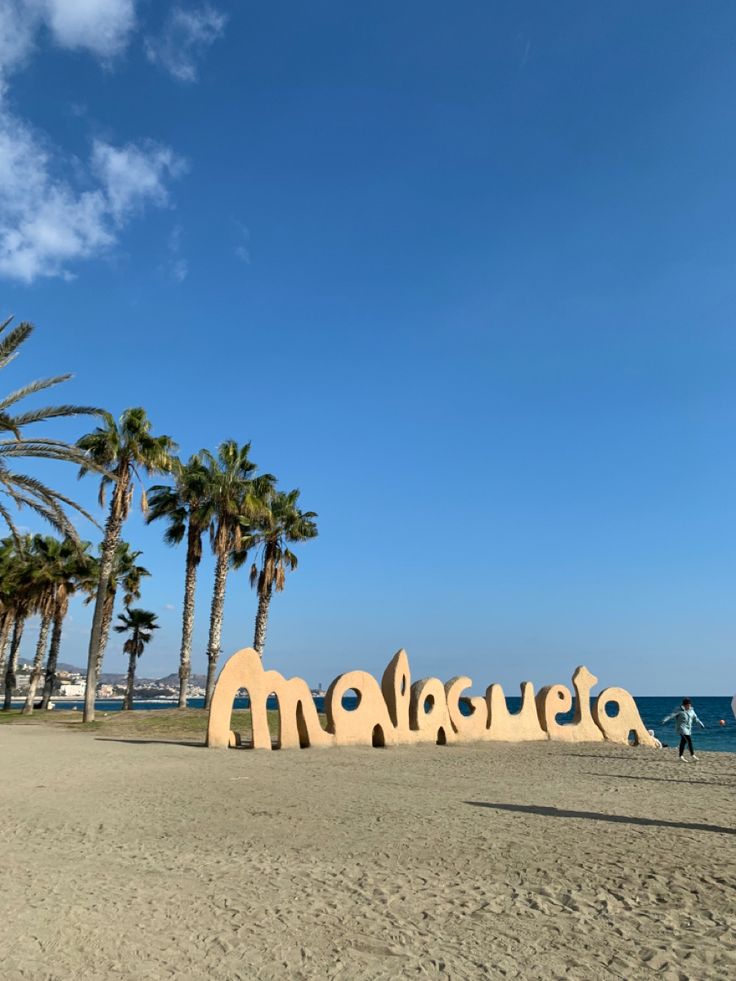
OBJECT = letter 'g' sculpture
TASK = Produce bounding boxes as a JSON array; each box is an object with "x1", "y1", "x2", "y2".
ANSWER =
[{"x1": 207, "y1": 649, "x2": 656, "y2": 751}]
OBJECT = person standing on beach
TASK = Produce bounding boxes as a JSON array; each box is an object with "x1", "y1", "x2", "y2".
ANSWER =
[{"x1": 662, "y1": 698, "x2": 705, "y2": 761}]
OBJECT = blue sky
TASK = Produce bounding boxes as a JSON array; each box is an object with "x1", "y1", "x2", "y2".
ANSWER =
[{"x1": 1, "y1": 2, "x2": 735, "y2": 694}]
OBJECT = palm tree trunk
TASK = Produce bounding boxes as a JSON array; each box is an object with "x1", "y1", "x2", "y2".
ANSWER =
[
  {"x1": 204, "y1": 549, "x2": 229, "y2": 709},
  {"x1": 0, "y1": 612, "x2": 12, "y2": 694},
  {"x1": 94, "y1": 592, "x2": 115, "y2": 677},
  {"x1": 84, "y1": 475, "x2": 128, "y2": 723},
  {"x1": 178, "y1": 528, "x2": 199, "y2": 709},
  {"x1": 253, "y1": 585, "x2": 273, "y2": 658},
  {"x1": 3, "y1": 614, "x2": 25, "y2": 711},
  {"x1": 122, "y1": 635, "x2": 138, "y2": 711},
  {"x1": 41, "y1": 607, "x2": 65, "y2": 711},
  {"x1": 21, "y1": 612, "x2": 52, "y2": 715}
]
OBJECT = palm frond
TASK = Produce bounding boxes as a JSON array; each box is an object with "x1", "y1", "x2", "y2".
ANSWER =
[
  {"x1": 0, "y1": 376, "x2": 73, "y2": 412},
  {"x1": 7, "y1": 473, "x2": 99, "y2": 529},
  {"x1": 0, "y1": 321, "x2": 33, "y2": 370},
  {"x1": 0, "y1": 500, "x2": 21, "y2": 547},
  {"x1": 8, "y1": 403, "x2": 103, "y2": 428}
]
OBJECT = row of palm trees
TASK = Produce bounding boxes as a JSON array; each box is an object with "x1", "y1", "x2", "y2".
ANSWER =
[
  {"x1": 0, "y1": 316, "x2": 318, "y2": 721},
  {"x1": 0, "y1": 535, "x2": 150, "y2": 713},
  {"x1": 78, "y1": 412, "x2": 317, "y2": 719}
]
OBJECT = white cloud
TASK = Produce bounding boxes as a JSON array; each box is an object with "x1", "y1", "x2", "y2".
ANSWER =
[
  {"x1": 0, "y1": 2, "x2": 34, "y2": 74},
  {"x1": 0, "y1": 108, "x2": 184, "y2": 282},
  {"x1": 145, "y1": 4, "x2": 226, "y2": 82},
  {"x1": 92, "y1": 139, "x2": 185, "y2": 220},
  {"x1": 42, "y1": 0, "x2": 136, "y2": 58},
  {"x1": 0, "y1": 0, "x2": 137, "y2": 72},
  {"x1": 0, "y1": 2, "x2": 189, "y2": 283}
]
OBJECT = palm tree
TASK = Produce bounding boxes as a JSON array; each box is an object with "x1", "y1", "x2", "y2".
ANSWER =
[
  {"x1": 199, "y1": 441, "x2": 273, "y2": 708},
  {"x1": 246, "y1": 489, "x2": 318, "y2": 658},
  {"x1": 0, "y1": 537, "x2": 16, "y2": 686},
  {"x1": 147, "y1": 455, "x2": 210, "y2": 707},
  {"x1": 1, "y1": 535, "x2": 33, "y2": 709},
  {"x1": 90, "y1": 541, "x2": 150, "y2": 678},
  {"x1": 0, "y1": 315, "x2": 101, "y2": 541},
  {"x1": 0, "y1": 609, "x2": 11, "y2": 687},
  {"x1": 114, "y1": 607, "x2": 159, "y2": 710},
  {"x1": 40, "y1": 538, "x2": 96, "y2": 711},
  {"x1": 77, "y1": 408, "x2": 175, "y2": 722},
  {"x1": 21, "y1": 535, "x2": 60, "y2": 714}
]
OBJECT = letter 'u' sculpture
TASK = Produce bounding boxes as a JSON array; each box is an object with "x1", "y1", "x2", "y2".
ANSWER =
[{"x1": 206, "y1": 648, "x2": 656, "y2": 751}]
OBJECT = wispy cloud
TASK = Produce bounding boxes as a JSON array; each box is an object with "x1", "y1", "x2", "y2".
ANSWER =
[
  {"x1": 517, "y1": 33, "x2": 532, "y2": 70},
  {"x1": 165, "y1": 223, "x2": 188, "y2": 282},
  {"x1": 233, "y1": 220, "x2": 250, "y2": 264},
  {"x1": 145, "y1": 4, "x2": 226, "y2": 83}
]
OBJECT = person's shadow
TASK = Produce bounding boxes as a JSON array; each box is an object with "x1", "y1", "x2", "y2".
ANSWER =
[{"x1": 464, "y1": 801, "x2": 735, "y2": 835}]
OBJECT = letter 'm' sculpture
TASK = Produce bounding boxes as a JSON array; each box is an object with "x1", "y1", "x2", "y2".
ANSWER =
[{"x1": 207, "y1": 648, "x2": 656, "y2": 751}]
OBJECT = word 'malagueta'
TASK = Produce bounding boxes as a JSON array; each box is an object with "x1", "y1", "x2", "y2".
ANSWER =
[{"x1": 206, "y1": 649, "x2": 656, "y2": 751}]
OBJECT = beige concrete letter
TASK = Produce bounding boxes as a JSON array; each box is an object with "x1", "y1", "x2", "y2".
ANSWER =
[
  {"x1": 536, "y1": 683, "x2": 572, "y2": 739},
  {"x1": 325, "y1": 670, "x2": 397, "y2": 746},
  {"x1": 381, "y1": 650, "x2": 412, "y2": 734},
  {"x1": 593, "y1": 687, "x2": 658, "y2": 747},
  {"x1": 272, "y1": 677, "x2": 333, "y2": 749},
  {"x1": 536, "y1": 667, "x2": 605, "y2": 742},
  {"x1": 207, "y1": 648, "x2": 269, "y2": 749},
  {"x1": 409, "y1": 678, "x2": 455, "y2": 744},
  {"x1": 207, "y1": 648, "x2": 333, "y2": 750},
  {"x1": 486, "y1": 682, "x2": 547, "y2": 741},
  {"x1": 569, "y1": 666, "x2": 605, "y2": 742},
  {"x1": 445, "y1": 676, "x2": 488, "y2": 739}
]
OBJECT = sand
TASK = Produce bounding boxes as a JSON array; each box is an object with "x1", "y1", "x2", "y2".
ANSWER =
[{"x1": 0, "y1": 727, "x2": 734, "y2": 981}]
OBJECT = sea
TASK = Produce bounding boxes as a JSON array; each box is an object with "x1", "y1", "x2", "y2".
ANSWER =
[{"x1": 50, "y1": 694, "x2": 736, "y2": 753}]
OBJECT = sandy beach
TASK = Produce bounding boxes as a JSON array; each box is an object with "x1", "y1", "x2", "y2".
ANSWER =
[{"x1": 0, "y1": 727, "x2": 734, "y2": 980}]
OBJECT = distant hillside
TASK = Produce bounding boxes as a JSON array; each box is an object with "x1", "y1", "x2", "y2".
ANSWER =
[
  {"x1": 19, "y1": 659, "x2": 206, "y2": 688},
  {"x1": 157, "y1": 672, "x2": 207, "y2": 688}
]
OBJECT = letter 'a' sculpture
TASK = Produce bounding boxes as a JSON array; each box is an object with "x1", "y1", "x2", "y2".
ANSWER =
[{"x1": 207, "y1": 648, "x2": 656, "y2": 751}]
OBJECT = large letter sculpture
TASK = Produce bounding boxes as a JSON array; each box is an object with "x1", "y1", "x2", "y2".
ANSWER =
[{"x1": 207, "y1": 648, "x2": 657, "y2": 751}]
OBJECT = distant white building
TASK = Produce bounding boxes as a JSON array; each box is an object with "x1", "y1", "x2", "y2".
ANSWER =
[{"x1": 59, "y1": 682, "x2": 86, "y2": 698}]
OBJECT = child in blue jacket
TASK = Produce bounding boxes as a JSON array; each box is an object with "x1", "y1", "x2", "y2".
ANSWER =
[{"x1": 662, "y1": 698, "x2": 705, "y2": 760}]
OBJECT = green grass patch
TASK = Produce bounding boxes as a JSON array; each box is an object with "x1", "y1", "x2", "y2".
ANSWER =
[{"x1": 0, "y1": 707, "x2": 293, "y2": 745}]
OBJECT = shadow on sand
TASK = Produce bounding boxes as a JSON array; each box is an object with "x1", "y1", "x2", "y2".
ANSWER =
[
  {"x1": 584, "y1": 771, "x2": 736, "y2": 788},
  {"x1": 464, "y1": 801, "x2": 735, "y2": 836},
  {"x1": 95, "y1": 737, "x2": 203, "y2": 749}
]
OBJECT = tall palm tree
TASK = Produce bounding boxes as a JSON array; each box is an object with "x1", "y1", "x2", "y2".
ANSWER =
[
  {"x1": 40, "y1": 538, "x2": 96, "y2": 711},
  {"x1": 246, "y1": 489, "x2": 318, "y2": 658},
  {"x1": 0, "y1": 315, "x2": 101, "y2": 541},
  {"x1": 147, "y1": 455, "x2": 210, "y2": 708},
  {"x1": 199, "y1": 441, "x2": 273, "y2": 708},
  {"x1": 1, "y1": 535, "x2": 33, "y2": 710},
  {"x1": 77, "y1": 408, "x2": 175, "y2": 722},
  {"x1": 21, "y1": 535, "x2": 60, "y2": 714},
  {"x1": 114, "y1": 607, "x2": 159, "y2": 711},
  {"x1": 0, "y1": 537, "x2": 16, "y2": 686}
]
